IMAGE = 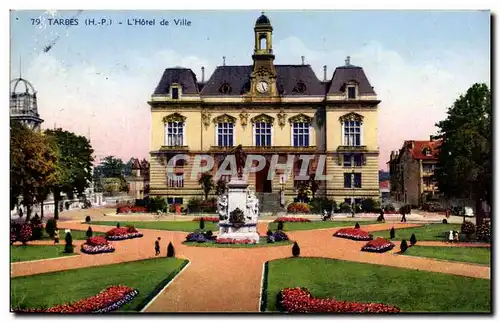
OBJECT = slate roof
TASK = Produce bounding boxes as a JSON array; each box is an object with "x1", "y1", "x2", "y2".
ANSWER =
[
  {"x1": 328, "y1": 65, "x2": 376, "y2": 95},
  {"x1": 153, "y1": 64, "x2": 375, "y2": 97},
  {"x1": 153, "y1": 68, "x2": 199, "y2": 95},
  {"x1": 256, "y1": 14, "x2": 271, "y2": 25}
]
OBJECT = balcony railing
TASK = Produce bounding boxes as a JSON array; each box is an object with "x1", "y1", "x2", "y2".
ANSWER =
[
  {"x1": 209, "y1": 145, "x2": 316, "y2": 153},
  {"x1": 336, "y1": 145, "x2": 368, "y2": 152},
  {"x1": 167, "y1": 176, "x2": 184, "y2": 188},
  {"x1": 160, "y1": 145, "x2": 189, "y2": 152}
]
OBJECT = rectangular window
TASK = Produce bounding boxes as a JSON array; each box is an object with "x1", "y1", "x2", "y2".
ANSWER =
[
  {"x1": 172, "y1": 88, "x2": 179, "y2": 99},
  {"x1": 347, "y1": 86, "x2": 356, "y2": 99},
  {"x1": 344, "y1": 120, "x2": 361, "y2": 146},
  {"x1": 167, "y1": 174, "x2": 184, "y2": 188},
  {"x1": 353, "y1": 154, "x2": 363, "y2": 167},
  {"x1": 292, "y1": 122, "x2": 310, "y2": 147},
  {"x1": 167, "y1": 198, "x2": 183, "y2": 205},
  {"x1": 344, "y1": 173, "x2": 352, "y2": 188},
  {"x1": 255, "y1": 122, "x2": 272, "y2": 147},
  {"x1": 343, "y1": 155, "x2": 352, "y2": 167},
  {"x1": 354, "y1": 173, "x2": 362, "y2": 188},
  {"x1": 166, "y1": 121, "x2": 184, "y2": 146},
  {"x1": 217, "y1": 122, "x2": 234, "y2": 147}
]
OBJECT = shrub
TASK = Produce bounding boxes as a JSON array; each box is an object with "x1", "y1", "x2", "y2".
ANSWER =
[
  {"x1": 461, "y1": 221, "x2": 475, "y2": 234},
  {"x1": 64, "y1": 232, "x2": 74, "y2": 253},
  {"x1": 116, "y1": 222, "x2": 120, "y2": 228},
  {"x1": 384, "y1": 203, "x2": 396, "y2": 212},
  {"x1": 167, "y1": 242, "x2": 175, "y2": 257},
  {"x1": 204, "y1": 230, "x2": 213, "y2": 239},
  {"x1": 292, "y1": 242, "x2": 300, "y2": 257},
  {"x1": 400, "y1": 239, "x2": 408, "y2": 253},
  {"x1": 149, "y1": 196, "x2": 167, "y2": 213},
  {"x1": 309, "y1": 198, "x2": 335, "y2": 214},
  {"x1": 267, "y1": 235, "x2": 276, "y2": 243},
  {"x1": 286, "y1": 202, "x2": 311, "y2": 214},
  {"x1": 361, "y1": 198, "x2": 380, "y2": 213},
  {"x1": 390, "y1": 227, "x2": 395, "y2": 239},
  {"x1": 86, "y1": 226, "x2": 93, "y2": 238},
  {"x1": 200, "y1": 198, "x2": 217, "y2": 213},
  {"x1": 442, "y1": 219, "x2": 448, "y2": 224},
  {"x1": 410, "y1": 233, "x2": 417, "y2": 246},
  {"x1": 20, "y1": 224, "x2": 32, "y2": 245},
  {"x1": 185, "y1": 232, "x2": 209, "y2": 243},
  {"x1": 187, "y1": 197, "x2": 203, "y2": 213},
  {"x1": 266, "y1": 230, "x2": 273, "y2": 237},
  {"x1": 476, "y1": 223, "x2": 490, "y2": 242},
  {"x1": 85, "y1": 216, "x2": 91, "y2": 223},
  {"x1": 277, "y1": 221, "x2": 284, "y2": 231},
  {"x1": 272, "y1": 231, "x2": 289, "y2": 242},
  {"x1": 30, "y1": 215, "x2": 43, "y2": 240},
  {"x1": 199, "y1": 217, "x2": 205, "y2": 230},
  {"x1": 45, "y1": 219, "x2": 57, "y2": 238},
  {"x1": 338, "y1": 202, "x2": 352, "y2": 213},
  {"x1": 354, "y1": 222, "x2": 360, "y2": 229}
]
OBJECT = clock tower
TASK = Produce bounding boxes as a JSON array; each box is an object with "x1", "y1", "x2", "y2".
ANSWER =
[{"x1": 250, "y1": 12, "x2": 278, "y2": 97}]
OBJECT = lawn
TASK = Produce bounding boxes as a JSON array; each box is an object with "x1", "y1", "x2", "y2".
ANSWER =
[
  {"x1": 268, "y1": 221, "x2": 377, "y2": 232},
  {"x1": 10, "y1": 245, "x2": 77, "y2": 263},
  {"x1": 183, "y1": 239, "x2": 293, "y2": 248},
  {"x1": 40, "y1": 229, "x2": 105, "y2": 241},
  {"x1": 371, "y1": 224, "x2": 462, "y2": 241},
  {"x1": 264, "y1": 257, "x2": 490, "y2": 312},
  {"x1": 11, "y1": 257, "x2": 188, "y2": 312},
  {"x1": 91, "y1": 221, "x2": 218, "y2": 232},
  {"x1": 404, "y1": 246, "x2": 491, "y2": 265}
]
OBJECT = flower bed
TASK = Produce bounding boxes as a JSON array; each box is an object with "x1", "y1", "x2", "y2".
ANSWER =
[
  {"x1": 267, "y1": 231, "x2": 289, "y2": 243},
  {"x1": 105, "y1": 227, "x2": 143, "y2": 241},
  {"x1": 278, "y1": 287, "x2": 400, "y2": 313},
  {"x1": 192, "y1": 217, "x2": 219, "y2": 222},
  {"x1": 287, "y1": 202, "x2": 311, "y2": 214},
  {"x1": 116, "y1": 206, "x2": 147, "y2": 214},
  {"x1": 185, "y1": 231, "x2": 215, "y2": 243},
  {"x1": 274, "y1": 217, "x2": 311, "y2": 223},
  {"x1": 13, "y1": 285, "x2": 138, "y2": 313},
  {"x1": 81, "y1": 236, "x2": 115, "y2": 254},
  {"x1": 216, "y1": 238, "x2": 256, "y2": 245},
  {"x1": 333, "y1": 228, "x2": 373, "y2": 241},
  {"x1": 361, "y1": 237, "x2": 395, "y2": 253}
]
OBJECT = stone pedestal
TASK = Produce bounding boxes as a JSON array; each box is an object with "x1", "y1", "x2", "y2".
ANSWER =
[{"x1": 217, "y1": 178, "x2": 260, "y2": 243}]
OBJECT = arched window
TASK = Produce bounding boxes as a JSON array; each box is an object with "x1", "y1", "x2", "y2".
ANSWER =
[
  {"x1": 260, "y1": 35, "x2": 267, "y2": 50},
  {"x1": 163, "y1": 113, "x2": 186, "y2": 146}
]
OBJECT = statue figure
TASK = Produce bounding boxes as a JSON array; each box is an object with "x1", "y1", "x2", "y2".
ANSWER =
[
  {"x1": 246, "y1": 189, "x2": 259, "y2": 219},
  {"x1": 280, "y1": 188, "x2": 286, "y2": 208},
  {"x1": 233, "y1": 144, "x2": 247, "y2": 179},
  {"x1": 217, "y1": 194, "x2": 228, "y2": 221}
]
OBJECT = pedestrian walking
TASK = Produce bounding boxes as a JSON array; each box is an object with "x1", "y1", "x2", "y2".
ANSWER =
[
  {"x1": 155, "y1": 237, "x2": 161, "y2": 256},
  {"x1": 54, "y1": 229, "x2": 60, "y2": 245}
]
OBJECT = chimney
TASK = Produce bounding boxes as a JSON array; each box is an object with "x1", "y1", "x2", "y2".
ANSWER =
[
  {"x1": 345, "y1": 56, "x2": 351, "y2": 66},
  {"x1": 223, "y1": 56, "x2": 226, "y2": 66},
  {"x1": 201, "y1": 66, "x2": 205, "y2": 82},
  {"x1": 390, "y1": 151, "x2": 394, "y2": 160},
  {"x1": 323, "y1": 65, "x2": 327, "y2": 81},
  {"x1": 301, "y1": 56, "x2": 305, "y2": 65}
]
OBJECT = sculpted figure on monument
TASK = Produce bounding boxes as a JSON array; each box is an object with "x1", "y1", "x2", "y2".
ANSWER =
[
  {"x1": 246, "y1": 189, "x2": 260, "y2": 219},
  {"x1": 217, "y1": 194, "x2": 228, "y2": 221},
  {"x1": 233, "y1": 144, "x2": 247, "y2": 179}
]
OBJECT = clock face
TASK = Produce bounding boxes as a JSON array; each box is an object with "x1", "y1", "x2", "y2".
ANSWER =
[{"x1": 256, "y1": 81, "x2": 269, "y2": 93}]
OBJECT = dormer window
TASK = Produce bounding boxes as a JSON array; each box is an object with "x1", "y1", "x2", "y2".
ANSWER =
[
  {"x1": 219, "y1": 83, "x2": 232, "y2": 95},
  {"x1": 347, "y1": 85, "x2": 356, "y2": 99},
  {"x1": 423, "y1": 148, "x2": 432, "y2": 156},
  {"x1": 293, "y1": 81, "x2": 307, "y2": 94},
  {"x1": 170, "y1": 83, "x2": 181, "y2": 100}
]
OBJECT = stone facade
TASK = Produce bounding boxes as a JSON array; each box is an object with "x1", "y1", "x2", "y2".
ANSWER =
[{"x1": 148, "y1": 13, "x2": 380, "y2": 209}]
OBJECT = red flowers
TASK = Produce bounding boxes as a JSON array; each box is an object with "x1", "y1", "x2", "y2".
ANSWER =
[
  {"x1": 105, "y1": 227, "x2": 143, "y2": 241},
  {"x1": 279, "y1": 288, "x2": 400, "y2": 313},
  {"x1": 116, "y1": 206, "x2": 147, "y2": 214},
  {"x1": 193, "y1": 217, "x2": 219, "y2": 222},
  {"x1": 333, "y1": 228, "x2": 373, "y2": 241},
  {"x1": 13, "y1": 286, "x2": 138, "y2": 313},
  {"x1": 361, "y1": 237, "x2": 395, "y2": 253},
  {"x1": 216, "y1": 238, "x2": 256, "y2": 244},
  {"x1": 82, "y1": 236, "x2": 115, "y2": 254},
  {"x1": 274, "y1": 217, "x2": 311, "y2": 223},
  {"x1": 287, "y1": 203, "x2": 311, "y2": 214}
]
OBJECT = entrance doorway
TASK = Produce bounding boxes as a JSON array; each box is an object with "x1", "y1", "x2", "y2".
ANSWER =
[{"x1": 255, "y1": 159, "x2": 272, "y2": 193}]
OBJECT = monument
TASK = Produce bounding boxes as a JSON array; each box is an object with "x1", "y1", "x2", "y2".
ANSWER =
[{"x1": 216, "y1": 145, "x2": 260, "y2": 243}]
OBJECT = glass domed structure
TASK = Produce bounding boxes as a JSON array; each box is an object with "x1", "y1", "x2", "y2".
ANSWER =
[{"x1": 10, "y1": 78, "x2": 44, "y2": 131}]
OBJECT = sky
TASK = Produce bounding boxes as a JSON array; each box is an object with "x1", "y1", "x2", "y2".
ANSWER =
[{"x1": 9, "y1": 10, "x2": 491, "y2": 169}]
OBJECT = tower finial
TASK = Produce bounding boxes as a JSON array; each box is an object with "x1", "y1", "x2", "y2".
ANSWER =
[
  {"x1": 345, "y1": 56, "x2": 351, "y2": 66},
  {"x1": 261, "y1": 11, "x2": 265, "y2": 15},
  {"x1": 19, "y1": 55, "x2": 22, "y2": 79},
  {"x1": 223, "y1": 56, "x2": 226, "y2": 66}
]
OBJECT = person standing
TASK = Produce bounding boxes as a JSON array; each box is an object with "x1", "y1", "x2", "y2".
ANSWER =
[
  {"x1": 54, "y1": 229, "x2": 60, "y2": 245},
  {"x1": 155, "y1": 237, "x2": 161, "y2": 256}
]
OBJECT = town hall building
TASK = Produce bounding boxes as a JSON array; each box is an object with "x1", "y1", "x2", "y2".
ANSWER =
[{"x1": 148, "y1": 13, "x2": 380, "y2": 210}]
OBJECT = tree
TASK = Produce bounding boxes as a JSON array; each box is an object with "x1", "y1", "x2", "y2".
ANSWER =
[
  {"x1": 10, "y1": 121, "x2": 58, "y2": 222},
  {"x1": 64, "y1": 231, "x2": 74, "y2": 253},
  {"x1": 98, "y1": 156, "x2": 125, "y2": 178},
  {"x1": 167, "y1": 242, "x2": 175, "y2": 257},
  {"x1": 123, "y1": 158, "x2": 134, "y2": 177},
  {"x1": 215, "y1": 178, "x2": 227, "y2": 196},
  {"x1": 292, "y1": 242, "x2": 300, "y2": 257},
  {"x1": 44, "y1": 128, "x2": 94, "y2": 219},
  {"x1": 309, "y1": 175, "x2": 319, "y2": 199},
  {"x1": 434, "y1": 83, "x2": 491, "y2": 226},
  {"x1": 198, "y1": 172, "x2": 214, "y2": 200}
]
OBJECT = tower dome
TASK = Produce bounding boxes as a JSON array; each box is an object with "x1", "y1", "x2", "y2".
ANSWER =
[
  {"x1": 10, "y1": 77, "x2": 44, "y2": 131},
  {"x1": 255, "y1": 13, "x2": 271, "y2": 25}
]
